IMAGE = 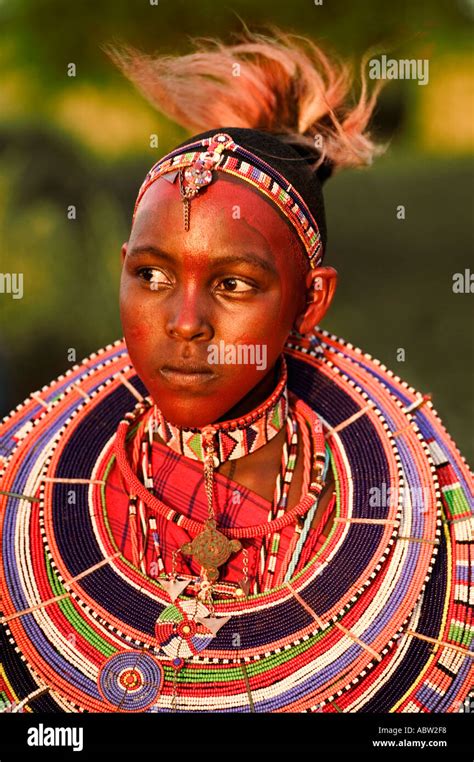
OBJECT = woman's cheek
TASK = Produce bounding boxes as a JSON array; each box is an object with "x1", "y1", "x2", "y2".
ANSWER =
[
  {"x1": 121, "y1": 283, "x2": 156, "y2": 340},
  {"x1": 126, "y1": 321, "x2": 151, "y2": 343}
]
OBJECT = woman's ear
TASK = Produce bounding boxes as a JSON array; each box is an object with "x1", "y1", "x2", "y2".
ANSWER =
[
  {"x1": 293, "y1": 266, "x2": 338, "y2": 335},
  {"x1": 121, "y1": 242, "x2": 128, "y2": 265}
]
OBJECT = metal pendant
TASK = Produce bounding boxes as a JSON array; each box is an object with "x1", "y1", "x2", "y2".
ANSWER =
[{"x1": 181, "y1": 518, "x2": 242, "y2": 583}]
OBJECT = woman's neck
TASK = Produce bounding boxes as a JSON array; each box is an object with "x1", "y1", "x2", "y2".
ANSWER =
[{"x1": 214, "y1": 360, "x2": 280, "y2": 423}]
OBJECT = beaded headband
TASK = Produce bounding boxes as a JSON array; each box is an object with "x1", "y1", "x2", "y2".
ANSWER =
[{"x1": 133, "y1": 132, "x2": 323, "y2": 269}]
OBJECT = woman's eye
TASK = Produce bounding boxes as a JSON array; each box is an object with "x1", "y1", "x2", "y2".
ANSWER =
[
  {"x1": 215, "y1": 277, "x2": 255, "y2": 294},
  {"x1": 138, "y1": 268, "x2": 170, "y2": 289}
]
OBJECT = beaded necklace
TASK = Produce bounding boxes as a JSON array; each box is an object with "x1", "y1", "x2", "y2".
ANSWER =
[
  {"x1": 255, "y1": 411, "x2": 299, "y2": 592},
  {"x1": 128, "y1": 404, "x2": 303, "y2": 596},
  {"x1": 114, "y1": 399, "x2": 327, "y2": 541},
  {"x1": 115, "y1": 388, "x2": 328, "y2": 608},
  {"x1": 152, "y1": 354, "x2": 289, "y2": 465},
  {"x1": 116, "y1": 355, "x2": 314, "y2": 593}
]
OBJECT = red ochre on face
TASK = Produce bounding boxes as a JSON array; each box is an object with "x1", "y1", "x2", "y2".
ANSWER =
[{"x1": 120, "y1": 174, "x2": 309, "y2": 427}]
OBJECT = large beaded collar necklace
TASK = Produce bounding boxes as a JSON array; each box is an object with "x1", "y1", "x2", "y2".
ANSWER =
[{"x1": 0, "y1": 331, "x2": 472, "y2": 713}]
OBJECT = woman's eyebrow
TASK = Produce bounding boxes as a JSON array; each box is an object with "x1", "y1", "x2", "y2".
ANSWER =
[
  {"x1": 127, "y1": 244, "x2": 170, "y2": 260},
  {"x1": 127, "y1": 245, "x2": 276, "y2": 274},
  {"x1": 212, "y1": 254, "x2": 276, "y2": 275}
]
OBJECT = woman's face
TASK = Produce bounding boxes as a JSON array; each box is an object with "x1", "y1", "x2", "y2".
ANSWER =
[{"x1": 120, "y1": 173, "x2": 309, "y2": 427}]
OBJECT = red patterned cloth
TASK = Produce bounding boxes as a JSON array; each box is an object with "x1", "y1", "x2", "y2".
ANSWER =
[{"x1": 105, "y1": 437, "x2": 334, "y2": 593}]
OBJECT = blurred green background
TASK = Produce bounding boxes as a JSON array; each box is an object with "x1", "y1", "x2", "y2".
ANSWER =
[{"x1": 0, "y1": 0, "x2": 473, "y2": 462}]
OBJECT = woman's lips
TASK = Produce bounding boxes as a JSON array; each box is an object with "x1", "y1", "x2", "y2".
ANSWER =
[{"x1": 159, "y1": 366, "x2": 217, "y2": 388}]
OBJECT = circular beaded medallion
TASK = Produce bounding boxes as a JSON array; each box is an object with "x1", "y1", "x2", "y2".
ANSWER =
[
  {"x1": 155, "y1": 600, "x2": 216, "y2": 658},
  {"x1": 0, "y1": 330, "x2": 472, "y2": 713},
  {"x1": 98, "y1": 651, "x2": 164, "y2": 711}
]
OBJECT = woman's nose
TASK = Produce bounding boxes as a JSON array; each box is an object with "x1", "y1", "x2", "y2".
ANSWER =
[{"x1": 165, "y1": 288, "x2": 214, "y2": 342}]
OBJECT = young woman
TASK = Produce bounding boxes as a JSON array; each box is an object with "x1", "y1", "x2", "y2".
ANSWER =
[{"x1": 0, "y1": 31, "x2": 472, "y2": 714}]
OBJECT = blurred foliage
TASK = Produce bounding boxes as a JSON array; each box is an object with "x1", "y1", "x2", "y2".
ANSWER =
[
  {"x1": 323, "y1": 155, "x2": 474, "y2": 463},
  {"x1": 2, "y1": 0, "x2": 473, "y2": 89},
  {"x1": 0, "y1": 0, "x2": 473, "y2": 462}
]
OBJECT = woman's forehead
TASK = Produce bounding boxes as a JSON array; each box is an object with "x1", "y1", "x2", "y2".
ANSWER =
[{"x1": 131, "y1": 174, "x2": 304, "y2": 263}]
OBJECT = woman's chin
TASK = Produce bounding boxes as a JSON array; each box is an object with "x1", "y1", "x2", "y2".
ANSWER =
[
  {"x1": 153, "y1": 406, "x2": 229, "y2": 429},
  {"x1": 147, "y1": 389, "x2": 235, "y2": 428}
]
